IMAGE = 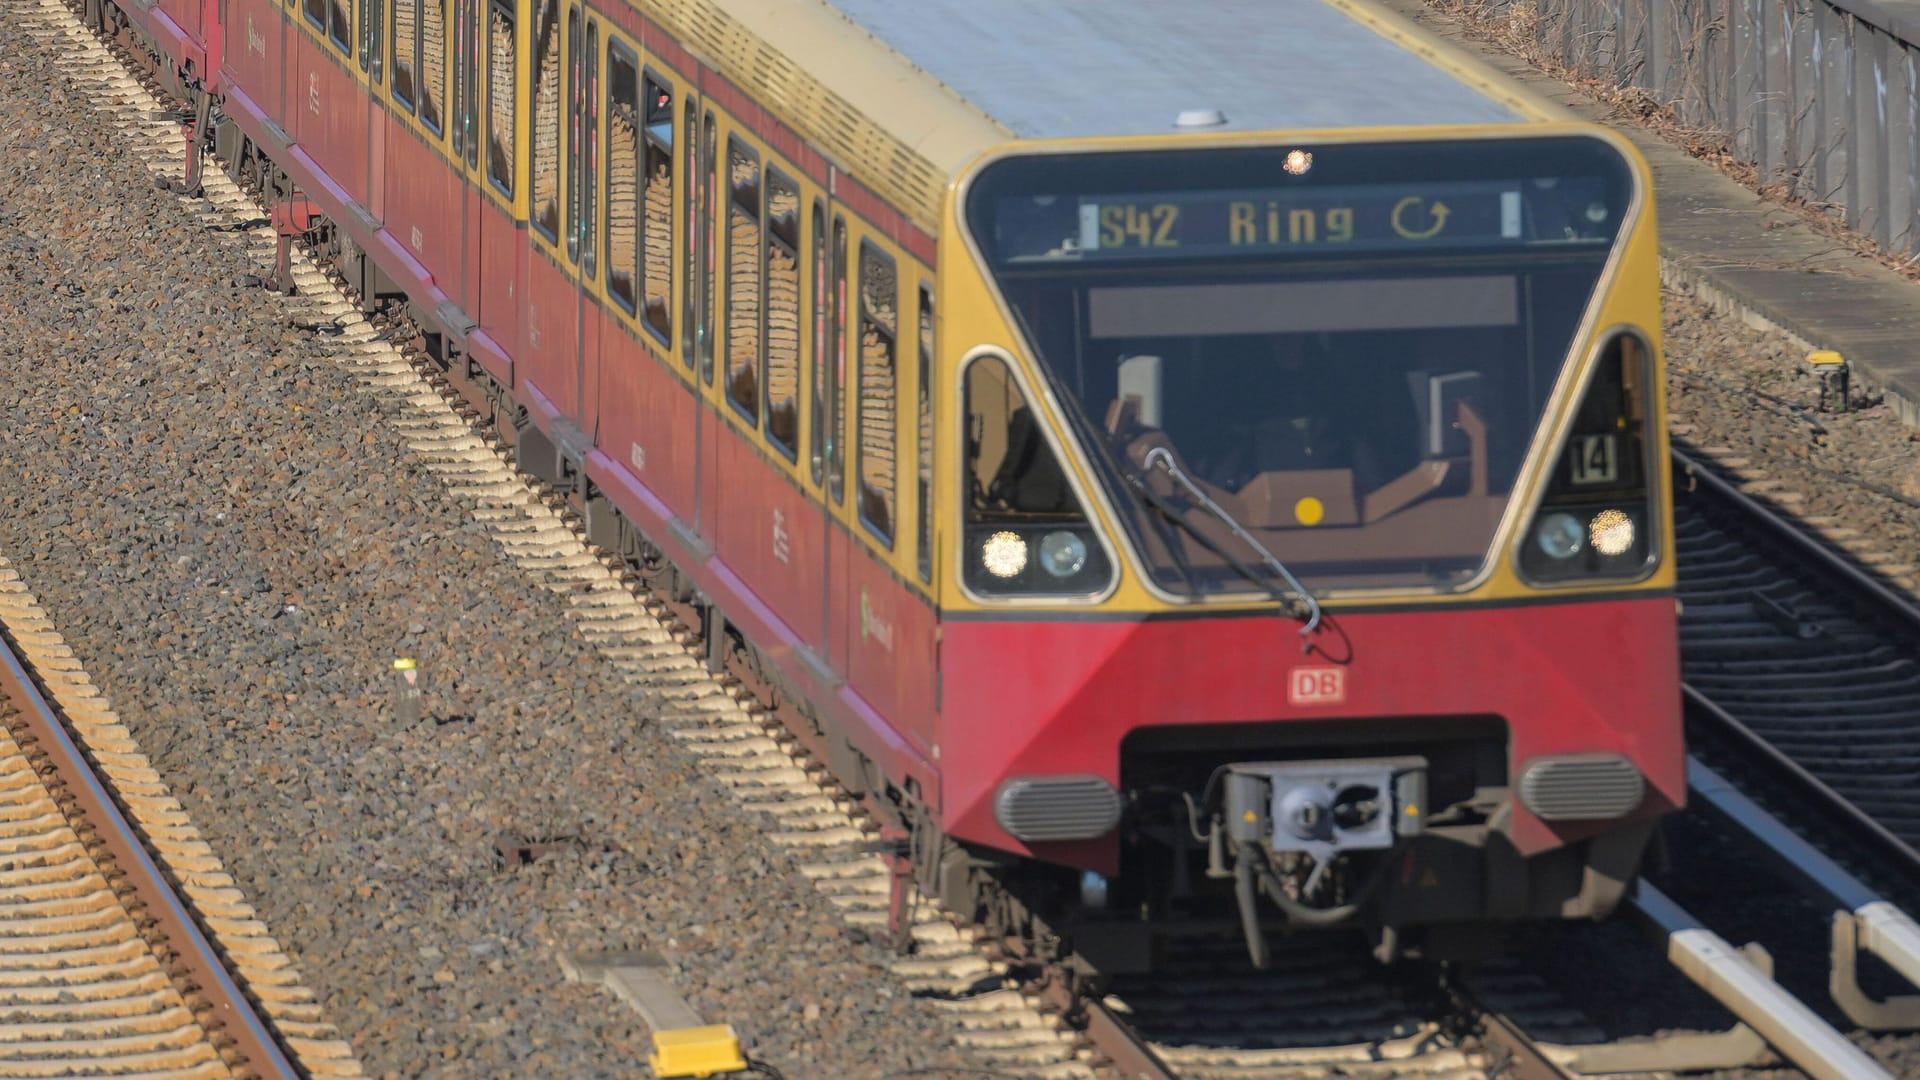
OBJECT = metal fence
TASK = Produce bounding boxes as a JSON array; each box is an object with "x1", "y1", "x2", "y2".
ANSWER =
[{"x1": 1472, "y1": 0, "x2": 1920, "y2": 255}]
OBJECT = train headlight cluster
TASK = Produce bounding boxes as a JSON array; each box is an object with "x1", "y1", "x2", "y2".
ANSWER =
[
  {"x1": 1520, "y1": 507, "x2": 1628, "y2": 564},
  {"x1": 981, "y1": 529, "x2": 1093, "y2": 581},
  {"x1": 1532, "y1": 508, "x2": 1638, "y2": 562},
  {"x1": 967, "y1": 525, "x2": 1112, "y2": 596}
]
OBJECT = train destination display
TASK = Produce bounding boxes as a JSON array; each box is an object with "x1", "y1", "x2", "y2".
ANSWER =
[{"x1": 991, "y1": 177, "x2": 1611, "y2": 262}]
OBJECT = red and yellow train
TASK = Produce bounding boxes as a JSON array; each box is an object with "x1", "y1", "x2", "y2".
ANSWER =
[{"x1": 100, "y1": 0, "x2": 1682, "y2": 968}]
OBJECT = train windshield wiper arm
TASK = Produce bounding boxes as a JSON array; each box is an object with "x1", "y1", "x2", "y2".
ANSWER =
[{"x1": 1137, "y1": 447, "x2": 1323, "y2": 640}]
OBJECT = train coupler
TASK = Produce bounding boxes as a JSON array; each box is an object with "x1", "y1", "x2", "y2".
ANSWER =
[{"x1": 1205, "y1": 757, "x2": 1426, "y2": 965}]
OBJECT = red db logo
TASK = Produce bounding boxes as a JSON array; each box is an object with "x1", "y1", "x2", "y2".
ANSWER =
[{"x1": 1289, "y1": 667, "x2": 1346, "y2": 706}]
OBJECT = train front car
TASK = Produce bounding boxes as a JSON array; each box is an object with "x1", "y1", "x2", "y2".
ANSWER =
[{"x1": 937, "y1": 128, "x2": 1680, "y2": 970}]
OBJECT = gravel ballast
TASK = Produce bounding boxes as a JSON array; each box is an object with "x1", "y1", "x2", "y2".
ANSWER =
[{"x1": 0, "y1": 13, "x2": 990, "y2": 1078}]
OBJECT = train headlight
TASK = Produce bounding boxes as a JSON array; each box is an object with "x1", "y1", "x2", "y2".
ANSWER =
[
  {"x1": 981, "y1": 531, "x2": 1029, "y2": 578},
  {"x1": 1038, "y1": 531, "x2": 1088, "y2": 578},
  {"x1": 1589, "y1": 509, "x2": 1635, "y2": 556},
  {"x1": 1535, "y1": 512, "x2": 1583, "y2": 560}
]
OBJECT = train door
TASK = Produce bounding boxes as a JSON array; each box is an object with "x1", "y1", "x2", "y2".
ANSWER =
[
  {"x1": 692, "y1": 106, "x2": 718, "y2": 542},
  {"x1": 820, "y1": 210, "x2": 850, "y2": 671},
  {"x1": 566, "y1": 5, "x2": 592, "y2": 440},
  {"x1": 452, "y1": 0, "x2": 481, "y2": 314},
  {"x1": 359, "y1": 0, "x2": 386, "y2": 221}
]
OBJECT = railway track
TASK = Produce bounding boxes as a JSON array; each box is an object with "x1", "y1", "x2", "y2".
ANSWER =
[
  {"x1": 1672, "y1": 446, "x2": 1920, "y2": 888},
  {"x1": 24, "y1": 1, "x2": 1920, "y2": 1075},
  {"x1": 0, "y1": 572, "x2": 310, "y2": 1079}
]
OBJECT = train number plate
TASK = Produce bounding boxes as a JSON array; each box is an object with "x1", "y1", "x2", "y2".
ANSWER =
[{"x1": 1569, "y1": 434, "x2": 1619, "y2": 485}]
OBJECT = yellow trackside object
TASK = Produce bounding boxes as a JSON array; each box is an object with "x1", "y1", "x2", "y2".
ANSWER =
[
  {"x1": 649, "y1": 1025, "x2": 749, "y2": 1078},
  {"x1": 1806, "y1": 349, "x2": 1847, "y2": 368}
]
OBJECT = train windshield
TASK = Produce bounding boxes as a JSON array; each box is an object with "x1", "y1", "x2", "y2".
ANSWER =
[{"x1": 963, "y1": 137, "x2": 1635, "y2": 594}]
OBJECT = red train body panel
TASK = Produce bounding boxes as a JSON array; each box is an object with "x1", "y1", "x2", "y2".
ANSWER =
[{"x1": 942, "y1": 596, "x2": 1684, "y2": 872}]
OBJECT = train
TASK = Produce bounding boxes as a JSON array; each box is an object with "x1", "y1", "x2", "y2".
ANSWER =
[{"x1": 95, "y1": 0, "x2": 1683, "y2": 971}]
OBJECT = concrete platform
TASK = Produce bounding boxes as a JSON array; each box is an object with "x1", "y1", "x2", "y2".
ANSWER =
[{"x1": 1383, "y1": 0, "x2": 1920, "y2": 425}]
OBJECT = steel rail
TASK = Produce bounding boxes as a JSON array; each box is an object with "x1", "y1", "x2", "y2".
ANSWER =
[
  {"x1": 1628, "y1": 882, "x2": 1894, "y2": 1080},
  {"x1": 1688, "y1": 758, "x2": 1920, "y2": 1023},
  {"x1": 1681, "y1": 686, "x2": 1920, "y2": 882},
  {"x1": 0, "y1": 631, "x2": 300, "y2": 1079},
  {"x1": 1671, "y1": 447, "x2": 1920, "y2": 635},
  {"x1": 1082, "y1": 997, "x2": 1179, "y2": 1080}
]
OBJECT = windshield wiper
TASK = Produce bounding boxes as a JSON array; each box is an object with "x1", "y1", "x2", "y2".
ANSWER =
[{"x1": 1137, "y1": 447, "x2": 1323, "y2": 641}]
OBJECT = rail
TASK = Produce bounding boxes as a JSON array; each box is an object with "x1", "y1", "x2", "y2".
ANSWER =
[{"x1": 0, "y1": 627, "x2": 298, "y2": 1078}]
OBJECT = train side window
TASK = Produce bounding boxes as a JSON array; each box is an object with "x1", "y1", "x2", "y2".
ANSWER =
[
  {"x1": 697, "y1": 112, "x2": 716, "y2": 385},
  {"x1": 857, "y1": 242, "x2": 898, "y2": 545},
  {"x1": 725, "y1": 137, "x2": 762, "y2": 423},
  {"x1": 360, "y1": 0, "x2": 382, "y2": 76},
  {"x1": 420, "y1": 0, "x2": 446, "y2": 134},
  {"x1": 807, "y1": 200, "x2": 826, "y2": 486},
  {"x1": 915, "y1": 284, "x2": 934, "y2": 583},
  {"x1": 329, "y1": 0, "x2": 352, "y2": 53},
  {"x1": 827, "y1": 216, "x2": 847, "y2": 503},
  {"x1": 561, "y1": 5, "x2": 581, "y2": 261},
  {"x1": 679, "y1": 95, "x2": 698, "y2": 368},
  {"x1": 764, "y1": 166, "x2": 800, "y2": 458},
  {"x1": 529, "y1": 0, "x2": 561, "y2": 243},
  {"x1": 452, "y1": 0, "x2": 476, "y2": 161},
  {"x1": 305, "y1": 0, "x2": 323, "y2": 32},
  {"x1": 391, "y1": 0, "x2": 416, "y2": 108},
  {"x1": 605, "y1": 43, "x2": 639, "y2": 313},
  {"x1": 486, "y1": 0, "x2": 516, "y2": 196},
  {"x1": 640, "y1": 72, "x2": 674, "y2": 344}
]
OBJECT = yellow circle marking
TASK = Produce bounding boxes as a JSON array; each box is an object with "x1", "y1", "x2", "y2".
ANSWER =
[
  {"x1": 1294, "y1": 497, "x2": 1326, "y2": 526},
  {"x1": 1243, "y1": 810, "x2": 1258, "y2": 824}
]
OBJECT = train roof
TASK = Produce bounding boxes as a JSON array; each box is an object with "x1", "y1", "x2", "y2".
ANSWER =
[
  {"x1": 654, "y1": 0, "x2": 1557, "y2": 235},
  {"x1": 818, "y1": 0, "x2": 1525, "y2": 138}
]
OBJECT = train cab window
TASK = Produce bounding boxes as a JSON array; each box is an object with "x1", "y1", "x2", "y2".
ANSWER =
[
  {"x1": 329, "y1": 0, "x2": 352, "y2": 53},
  {"x1": 916, "y1": 285, "x2": 934, "y2": 583},
  {"x1": 605, "y1": 44, "x2": 640, "y2": 313},
  {"x1": 764, "y1": 167, "x2": 801, "y2": 457},
  {"x1": 420, "y1": 0, "x2": 446, "y2": 133},
  {"x1": 641, "y1": 73, "x2": 674, "y2": 344},
  {"x1": 391, "y1": 0, "x2": 416, "y2": 107},
  {"x1": 725, "y1": 137, "x2": 762, "y2": 422},
  {"x1": 857, "y1": 242, "x2": 897, "y2": 545},
  {"x1": 807, "y1": 200, "x2": 827, "y2": 486},
  {"x1": 827, "y1": 216, "x2": 847, "y2": 503},
  {"x1": 486, "y1": 0, "x2": 516, "y2": 196},
  {"x1": 529, "y1": 0, "x2": 561, "y2": 243},
  {"x1": 963, "y1": 355, "x2": 1112, "y2": 597}
]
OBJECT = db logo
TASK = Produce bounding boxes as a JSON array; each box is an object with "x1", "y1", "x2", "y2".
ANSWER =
[{"x1": 1288, "y1": 667, "x2": 1346, "y2": 706}]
